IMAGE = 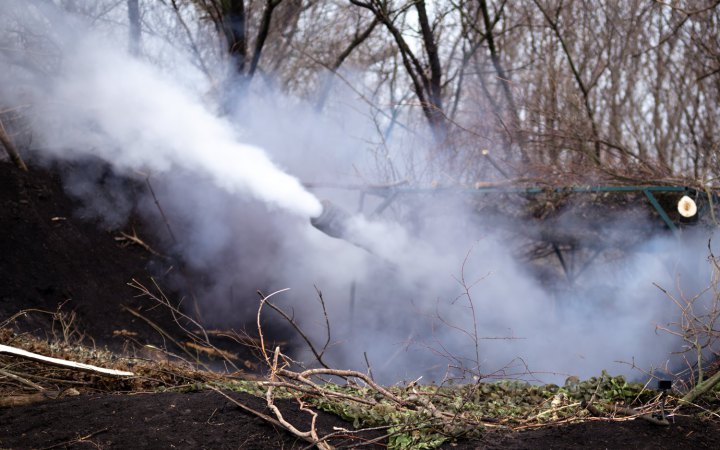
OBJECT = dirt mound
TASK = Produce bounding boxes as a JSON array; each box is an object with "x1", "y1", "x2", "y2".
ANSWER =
[{"x1": 0, "y1": 161, "x2": 172, "y2": 346}]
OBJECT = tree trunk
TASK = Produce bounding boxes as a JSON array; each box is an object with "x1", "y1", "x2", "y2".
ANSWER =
[{"x1": 128, "y1": 0, "x2": 141, "y2": 56}]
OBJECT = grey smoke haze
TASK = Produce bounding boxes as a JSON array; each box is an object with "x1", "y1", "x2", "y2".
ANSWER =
[{"x1": 1, "y1": 1, "x2": 716, "y2": 384}]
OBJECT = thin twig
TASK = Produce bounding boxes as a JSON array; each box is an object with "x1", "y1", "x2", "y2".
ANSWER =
[
  {"x1": 41, "y1": 428, "x2": 109, "y2": 450},
  {"x1": 121, "y1": 305, "x2": 209, "y2": 371},
  {"x1": 0, "y1": 368, "x2": 45, "y2": 391}
]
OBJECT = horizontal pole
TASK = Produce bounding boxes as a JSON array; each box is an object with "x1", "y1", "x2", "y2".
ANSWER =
[{"x1": 359, "y1": 185, "x2": 693, "y2": 196}]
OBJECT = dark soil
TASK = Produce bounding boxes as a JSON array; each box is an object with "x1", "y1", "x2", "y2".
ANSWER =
[
  {"x1": 0, "y1": 160, "x2": 172, "y2": 349},
  {"x1": 0, "y1": 391, "x2": 386, "y2": 449},
  {"x1": 2, "y1": 390, "x2": 720, "y2": 449},
  {"x1": 2, "y1": 160, "x2": 720, "y2": 449}
]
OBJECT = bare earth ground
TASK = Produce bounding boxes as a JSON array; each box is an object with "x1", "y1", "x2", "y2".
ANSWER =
[
  {"x1": 1, "y1": 391, "x2": 720, "y2": 450},
  {"x1": 2, "y1": 160, "x2": 720, "y2": 449}
]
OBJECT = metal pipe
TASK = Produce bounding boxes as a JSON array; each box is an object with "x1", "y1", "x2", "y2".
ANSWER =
[
  {"x1": 310, "y1": 200, "x2": 353, "y2": 240},
  {"x1": 310, "y1": 200, "x2": 382, "y2": 258}
]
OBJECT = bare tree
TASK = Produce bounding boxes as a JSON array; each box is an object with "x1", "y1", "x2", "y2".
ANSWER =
[
  {"x1": 128, "y1": 0, "x2": 141, "y2": 56},
  {"x1": 349, "y1": 0, "x2": 449, "y2": 140},
  {"x1": 2, "y1": 0, "x2": 720, "y2": 185}
]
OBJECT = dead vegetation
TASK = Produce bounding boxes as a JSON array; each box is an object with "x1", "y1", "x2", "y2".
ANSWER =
[
  {"x1": 0, "y1": 307, "x2": 222, "y2": 409},
  {"x1": 4, "y1": 274, "x2": 720, "y2": 450}
]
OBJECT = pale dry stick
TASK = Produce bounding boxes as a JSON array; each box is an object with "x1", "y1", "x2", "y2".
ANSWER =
[
  {"x1": 0, "y1": 116, "x2": 27, "y2": 171},
  {"x1": 0, "y1": 344, "x2": 133, "y2": 376},
  {"x1": 254, "y1": 292, "x2": 492, "y2": 442},
  {"x1": 277, "y1": 367, "x2": 405, "y2": 406},
  {"x1": 255, "y1": 288, "x2": 292, "y2": 367},
  {"x1": 0, "y1": 368, "x2": 89, "y2": 387},
  {"x1": 268, "y1": 352, "x2": 459, "y2": 441},
  {"x1": 115, "y1": 230, "x2": 164, "y2": 257},
  {"x1": 268, "y1": 356, "x2": 498, "y2": 443},
  {"x1": 672, "y1": 397, "x2": 720, "y2": 420},
  {"x1": 512, "y1": 416, "x2": 603, "y2": 431},
  {"x1": 0, "y1": 368, "x2": 45, "y2": 391},
  {"x1": 298, "y1": 424, "x2": 398, "y2": 450},
  {"x1": 265, "y1": 346, "x2": 333, "y2": 450},
  {"x1": 533, "y1": 402, "x2": 583, "y2": 419},
  {"x1": 612, "y1": 405, "x2": 669, "y2": 426},
  {"x1": 262, "y1": 380, "x2": 377, "y2": 407},
  {"x1": 256, "y1": 288, "x2": 332, "y2": 369},
  {"x1": 211, "y1": 387, "x2": 335, "y2": 450},
  {"x1": 297, "y1": 399, "x2": 325, "y2": 446},
  {"x1": 0, "y1": 392, "x2": 62, "y2": 408}
]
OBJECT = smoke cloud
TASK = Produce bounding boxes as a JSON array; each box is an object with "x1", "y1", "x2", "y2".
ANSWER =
[
  {"x1": 1, "y1": 1, "x2": 716, "y2": 385},
  {"x1": 0, "y1": 1, "x2": 321, "y2": 218}
]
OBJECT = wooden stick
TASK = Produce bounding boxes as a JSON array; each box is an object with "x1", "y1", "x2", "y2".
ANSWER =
[
  {"x1": 0, "y1": 118, "x2": 27, "y2": 171},
  {"x1": 0, "y1": 344, "x2": 133, "y2": 376},
  {"x1": 0, "y1": 368, "x2": 45, "y2": 391},
  {"x1": 613, "y1": 405, "x2": 669, "y2": 426},
  {"x1": 681, "y1": 370, "x2": 720, "y2": 405}
]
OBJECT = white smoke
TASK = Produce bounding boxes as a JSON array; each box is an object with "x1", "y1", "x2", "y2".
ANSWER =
[
  {"x1": 0, "y1": 1, "x2": 716, "y2": 385},
  {"x1": 1, "y1": 1, "x2": 321, "y2": 218}
]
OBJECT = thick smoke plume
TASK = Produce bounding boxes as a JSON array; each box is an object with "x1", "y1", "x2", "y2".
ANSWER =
[
  {"x1": 0, "y1": 2, "x2": 321, "y2": 219},
  {"x1": 1, "y1": 1, "x2": 717, "y2": 384}
]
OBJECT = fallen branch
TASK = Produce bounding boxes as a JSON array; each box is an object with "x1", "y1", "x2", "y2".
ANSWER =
[
  {"x1": 581, "y1": 400, "x2": 604, "y2": 417},
  {"x1": 184, "y1": 341, "x2": 238, "y2": 361},
  {"x1": 278, "y1": 368, "x2": 404, "y2": 406},
  {"x1": 613, "y1": 405, "x2": 669, "y2": 426},
  {"x1": 210, "y1": 387, "x2": 333, "y2": 450},
  {"x1": 681, "y1": 369, "x2": 720, "y2": 405},
  {"x1": 115, "y1": 229, "x2": 164, "y2": 257},
  {"x1": 0, "y1": 368, "x2": 45, "y2": 391},
  {"x1": 0, "y1": 117, "x2": 27, "y2": 171},
  {"x1": 266, "y1": 347, "x2": 334, "y2": 450},
  {"x1": 0, "y1": 344, "x2": 133, "y2": 376},
  {"x1": 0, "y1": 392, "x2": 56, "y2": 408}
]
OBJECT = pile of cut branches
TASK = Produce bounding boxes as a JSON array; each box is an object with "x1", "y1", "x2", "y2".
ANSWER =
[{"x1": 0, "y1": 310, "x2": 220, "y2": 408}]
